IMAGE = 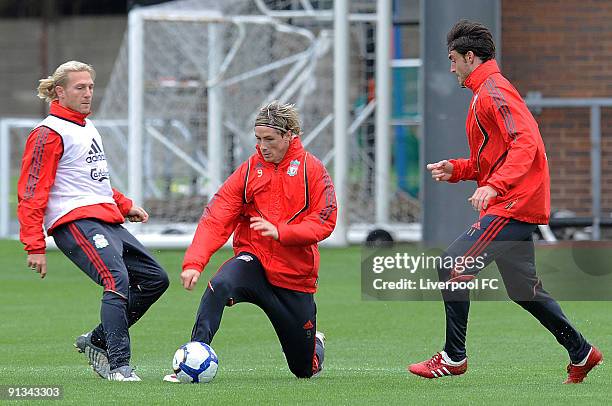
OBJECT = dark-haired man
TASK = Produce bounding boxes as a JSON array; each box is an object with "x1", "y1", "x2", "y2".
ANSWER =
[{"x1": 408, "y1": 20, "x2": 602, "y2": 384}]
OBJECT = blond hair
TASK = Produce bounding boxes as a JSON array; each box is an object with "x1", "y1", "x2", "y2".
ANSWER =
[
  {"x1": 254, "y1": 101, "x2": 302, "y2": 135},
  {"x1": 37, "y1": 60, "x2": 96, "y2": 103}
]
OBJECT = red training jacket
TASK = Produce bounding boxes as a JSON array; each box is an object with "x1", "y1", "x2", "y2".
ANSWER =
[
  {"x1": 183, "y1": 137, "x2": 337, "y2": 293},
  {"x1": 17, "y1": 101, "x2": 133, "y2": 254},
  {"x1": 448, "y1": 59, "x2": 550, "y2": 224}
]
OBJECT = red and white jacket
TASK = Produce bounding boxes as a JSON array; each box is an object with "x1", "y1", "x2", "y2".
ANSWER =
[
  {"x1": 17, "y1": 101, "x2": 133, "y2": 254},
  {"x1": 183, "y1": 137, "x2": 337, "y2": 293},
  {"x1": 449, "y1": 59, "x2": 551, "y2": 224}
]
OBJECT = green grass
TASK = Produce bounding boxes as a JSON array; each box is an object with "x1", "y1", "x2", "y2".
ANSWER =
[{"x1": 0, "y1": 239, "x2": 609, "y2": 405}]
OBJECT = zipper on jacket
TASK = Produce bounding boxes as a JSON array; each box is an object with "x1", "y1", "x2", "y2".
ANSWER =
[{"x1": 268, "y1": 164, "x2": 279, "y2": 262}]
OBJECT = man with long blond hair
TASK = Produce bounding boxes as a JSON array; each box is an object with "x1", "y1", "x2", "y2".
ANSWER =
[
  {"x1": 164, "y1": 101, "x2": 337, "y2": 381},
  {"x1": 17, "y1": 60, "x2": 169, "y2": 381}
]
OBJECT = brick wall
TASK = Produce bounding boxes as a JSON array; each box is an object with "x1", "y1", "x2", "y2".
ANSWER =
[{"x1": 502, "y1": 0, "x2": 612, "y2": 217}]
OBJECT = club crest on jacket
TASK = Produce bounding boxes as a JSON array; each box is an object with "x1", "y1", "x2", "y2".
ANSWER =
[{"x1": 287, "y1": 160, "x2": 300, "y2": 177}]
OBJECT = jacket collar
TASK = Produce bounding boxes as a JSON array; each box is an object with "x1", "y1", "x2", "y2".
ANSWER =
[
  {"x1": 49, "y1": 100, "x2": 90, "y2": 126},
  {"x1": 256, "y1": 136, "x2": 305, "y2": 168},
  {"x1": 464, "y1": 59, "x2": 501, "y2": 92}
]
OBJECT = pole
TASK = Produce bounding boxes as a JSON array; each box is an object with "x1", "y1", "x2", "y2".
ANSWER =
[
  {"x1": 208, "y1": 23, "x2": 224, "y2": 194},
  {"x1": 333, "y1": 0, "x2": 349, "y2": 245},
  {"x1": 590, "y1": 105, "x2": 601, "y2": 240},
  {"x1": 128, "y1": 9, "x2": 144, "y2": 207},
  {"x1": 375, "y1": 0, "x2": 391, "y2": 224}
]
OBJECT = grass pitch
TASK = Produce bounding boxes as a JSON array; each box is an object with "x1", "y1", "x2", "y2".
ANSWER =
[{"x1": 0, "y1": 239, "x2": 609, "y2": 405}]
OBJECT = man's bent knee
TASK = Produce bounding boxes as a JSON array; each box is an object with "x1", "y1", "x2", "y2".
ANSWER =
[{"x1": 287, "y1": 356, "x2": 317, "y2": 379}]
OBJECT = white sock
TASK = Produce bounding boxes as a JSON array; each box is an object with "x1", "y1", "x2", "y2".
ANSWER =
[
  {"x1": 573, "y1": 347, "x2": 592, "y2": 366},
  {"x1": 441, "y1": 351, "x2": 466, "y2": 366}
]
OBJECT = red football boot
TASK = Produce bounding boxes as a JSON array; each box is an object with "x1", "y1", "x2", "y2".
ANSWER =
[
  {"x1": 408, "y1": 352, "x2": 467, "y2": 379},
  {"x1": 564, "y1": 346, "x2": 603, "y2": 384}
]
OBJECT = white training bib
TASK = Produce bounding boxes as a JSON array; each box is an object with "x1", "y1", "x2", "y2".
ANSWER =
[{"x1": 36, "y1": 115, "x2": 115, "y2": 230}]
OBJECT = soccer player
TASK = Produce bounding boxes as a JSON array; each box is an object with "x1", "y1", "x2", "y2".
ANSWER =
[
  {"x1": 164, "y1": 101, "x2": 337, "y2": 381},
  {"x1": 17, "y1": 61, "x2": 169, "y2": 381},
  {"x1": 408, "y1": 20, "x2": 602, "y2": 383}
]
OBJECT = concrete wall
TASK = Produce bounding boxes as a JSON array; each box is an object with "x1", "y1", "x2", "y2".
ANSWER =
[{"x1": 0, "y1": 16, "x2": 126, "y2": 118}]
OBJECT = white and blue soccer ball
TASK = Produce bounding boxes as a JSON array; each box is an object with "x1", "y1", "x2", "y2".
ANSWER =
[{"x1": 172, "y1": 341, "x2": 219, "y2": 383}]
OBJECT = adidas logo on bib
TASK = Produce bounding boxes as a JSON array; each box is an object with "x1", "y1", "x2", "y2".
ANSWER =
[{"x1": 86, "y1": 139, "x2": 106, "y2": 163}]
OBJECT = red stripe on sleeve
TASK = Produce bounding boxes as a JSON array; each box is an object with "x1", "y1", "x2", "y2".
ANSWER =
[
  {"x1": 17, "y1": 128, "x2": 63, "y2": 253},
  {"x1": 24, "y1": 127, "x2": 51, "y2": 198}
]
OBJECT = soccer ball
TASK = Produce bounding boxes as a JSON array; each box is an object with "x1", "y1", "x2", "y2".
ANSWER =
[{"x1": 172, "y1": 341, "x2": 219, "y2": 383}]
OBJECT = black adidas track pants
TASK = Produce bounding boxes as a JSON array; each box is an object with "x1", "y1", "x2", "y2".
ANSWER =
[
  {"x1": 439, "y1": 215, "x2": 590, "y2": 363},
  {"x1": 191, "y1": 252, "x2": 324, "y2": 378},
  {"x1": 53, "y1": 219, "x2": 169, "y2": 370}
]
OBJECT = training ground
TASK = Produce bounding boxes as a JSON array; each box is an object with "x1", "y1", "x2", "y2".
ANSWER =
[{"x1": 0, "y1": 240, "x2": 609, "y2": 404}]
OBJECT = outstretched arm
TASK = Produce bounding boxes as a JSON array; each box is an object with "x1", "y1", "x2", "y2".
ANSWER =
[
  {"x1": 426, "y1": 160, "x2": 454, "y2": 182},
  {"x1": 181, "y1": 162, "x2": 247, "y2": 289}
]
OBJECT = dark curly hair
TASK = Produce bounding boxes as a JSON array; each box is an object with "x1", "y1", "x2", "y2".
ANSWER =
[{"x1": 447, "y1": 19, "x2": 495, "y2": 62}]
